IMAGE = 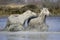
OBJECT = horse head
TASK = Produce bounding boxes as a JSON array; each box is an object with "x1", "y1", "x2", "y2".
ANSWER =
[{"x1": 40, "y1": 8, "x2": 51, "y2": 16}]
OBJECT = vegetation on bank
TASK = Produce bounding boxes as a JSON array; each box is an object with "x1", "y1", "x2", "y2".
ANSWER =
[
  {"x1": 0, "y1": 4, "x2": 60, "y2": 16},
  {"x1": 0, "y1": 4, "x2": 40, "y2": 16}
]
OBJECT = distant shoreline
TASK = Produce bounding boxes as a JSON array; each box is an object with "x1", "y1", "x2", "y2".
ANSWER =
[
  {"x1": 0, "y1": 15, "x2": 60, "y2": 19},
  {"x1": 0, "y1": 4, "x2": 60, "y2": 16}
]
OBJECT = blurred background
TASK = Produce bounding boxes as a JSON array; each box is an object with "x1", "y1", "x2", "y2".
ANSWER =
[
  {"x1": 0, "y1": 0, "x2": 60, "y2": 16},
  {"x1": 0, "y1": 0, "x2": 60, "y2": 40}
]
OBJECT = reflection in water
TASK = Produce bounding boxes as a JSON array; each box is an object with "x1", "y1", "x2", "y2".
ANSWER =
[
  {"x1": 0, "y1": 33, "x2": 60, "y2": 40},
  {"x1": 47, "y1": 33, "x2": 60, "y2": 40}
]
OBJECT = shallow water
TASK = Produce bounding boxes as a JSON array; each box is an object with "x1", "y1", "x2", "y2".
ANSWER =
[
  {"x1": 0, "y1": 16, "x2": 60, "y2": 32},
  {"x1": 47, "y1": 33, "x2": 60, "y2": 40},
  {"x1": 46, "y1": 16, "x2": 60, "y2": 32},
  {"x1": 0, "y1": 32, "x2": 60, "y2": 40},
  {"x1": 0, "y1": 17, "x2": 8, "y2": 30},
  {"x1": 0, "y1": 16, "x2": 60, "y2": 40}
]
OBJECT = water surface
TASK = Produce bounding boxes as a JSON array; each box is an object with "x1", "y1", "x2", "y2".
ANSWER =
[
  {"x1": 0, "y1": 16, "x2": 60, "y2": 40},
  {"x1": 46, "y1": 16, "x2": 60, "y2": 32},
  {"x1": 0, "y1": 16, "x2": 60, "y2": 31},
  {"x1": 0, "y1": 17, "x2": 8, "y2": 30}
]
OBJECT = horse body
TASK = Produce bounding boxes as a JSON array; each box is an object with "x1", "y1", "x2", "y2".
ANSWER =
[
  {"x1": 8, "y1": 10, "x2": 37, "y2": 24},
  {"x1": 8, "y1": 14, "x2": 20, "y2": 24},
  {"x1": 5, "y1": 10, "x2": 37, "y2": 31},
  {"x1": 18, "y1": 10, "x2": 37, "y2": 24},
  {"x1": 25, "y1": 8, "x2": 50, "y2": 31}
]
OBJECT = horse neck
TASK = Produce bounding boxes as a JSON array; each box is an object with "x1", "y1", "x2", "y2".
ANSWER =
[{"x1": 39, "y1": 12, "x2": 46, "y2": 23}]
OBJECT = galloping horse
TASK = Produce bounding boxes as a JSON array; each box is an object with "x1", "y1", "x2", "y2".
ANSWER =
[
  {"x1": 4, "y1": 8, "x2": 50, "y2": 32},
  {"x1": 8, "y1": 10, "x2": 37, "y2": 24},
  {"x1": 4, "y1": 10, "x2": 37, "y2": 31},
  {"x1": 24, "y1": 8, "x2": 51, "y2": 32}
]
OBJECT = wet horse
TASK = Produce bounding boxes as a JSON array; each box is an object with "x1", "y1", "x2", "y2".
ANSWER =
[
  {"x1": 23, "y1": 8, "x2": 51, "y2": 32},
  {"x1": 8, "y1": 10, "x2": 36, "y2": 24},
  {"x1": 4, "y1": 10, "x2": 37, "y2": 31}
]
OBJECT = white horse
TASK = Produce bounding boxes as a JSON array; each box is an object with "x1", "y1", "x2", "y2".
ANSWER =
[
  {"x1": 8, "y1": 10, "x2": 37, "y2": 24},
  {"x1": 5, "y1": 10, "x2": 37, "y2": 31},
  {"x1": 24, "y1": 8, "x2": 51, "y2": 32}
]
